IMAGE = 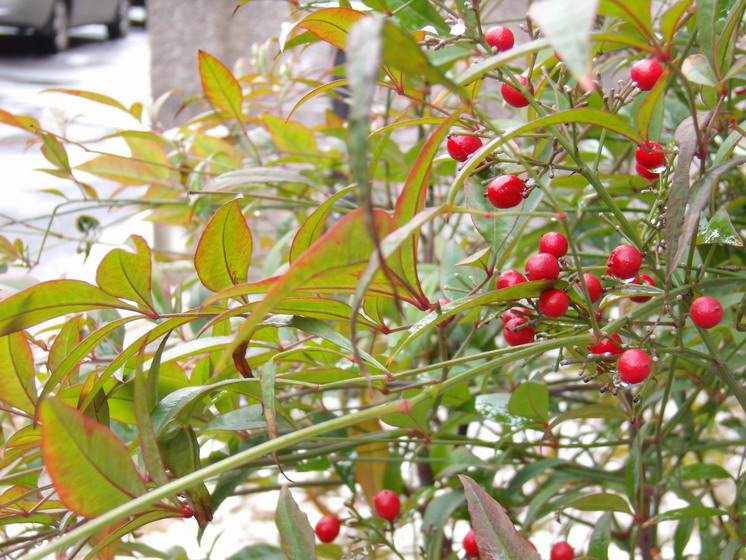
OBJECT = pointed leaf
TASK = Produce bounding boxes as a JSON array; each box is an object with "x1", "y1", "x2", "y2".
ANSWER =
[
  {"x1": 589, "y1": 512, "x2": 612, "y2": 560},
  {"x1": 529, "y1": 0, "x2": 599, "y2": 91},
  {"x1": 195, "y1": 200, "x2": 253, "y2": 293},
  {"x1": 83, "y1": 510, "x2": 178, "y2": 560},
  {"x1": 670, "y1": 463, "x2": 732, "y2": 481},
  {"x1": 551, "y1": 403, "x2": 628, "y2": 427},
  {"x1": 645, "y1": 505, "x2": 726, "y2": 526},
  {"x1": 697, "y1": 207, "x2": 743, "y2": 246},
  {"x1": 297, "y1": 7, "x2": 366, "y2": 50},
  {"x1": 290, "y1": 186, "x2": 356, "y2": 263},
  {"x1": 205, "y1": 166, "x2": 320, "y2": 191},
  {"x1": 564, "y1": 493, "x2": 632, "y2": 515},
  {"x1": 0, "y1": 332, "x2": 37, "y2": 414},
  {"x1": 40, "y1": 397, "x2": 147, "y2": 518},
  {"x1": 459, "y1": 475, "x2": 541, "y2": 560},
  {"x1": 275, "y1": 486, "x2": 316, "y2": 560},
  {"x1": 0, "y1": 280, "x2": 138, "y2": 337},
  {"x1": 635, "y1": 69, "x2": 669, "y2": 139},
  {"x1": 508, "y1": 382, "x2": 549, "y2": 422},
  {"x1": 198, "y1": 51, "x2": 244, "y2": 121},
  {"x1": 77, "y1": 154, "x2": 169, "y2": 186},
  {"x1": 96, "y1": 235, "x2": 155, "y2": 313},
  {"x1": 682, "y1": 54, "x2": 718, "y2": 86},
  {"x1": 44, "y1": 88, "x2": 130, "y2": 113},
  {"x1": 47, "y1": 315, "x2": 82, "y2": 375},
  {"x1": 598, "y1": 0, "x2": 653, "y2": 39},
  {"x1": 263, "y1": 114, "x2": 318, "y2": 155}
]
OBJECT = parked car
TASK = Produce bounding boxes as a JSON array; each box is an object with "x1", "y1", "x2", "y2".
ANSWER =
[{"x1": 0, "y1": 0, "x2": 131, "y2": 53}]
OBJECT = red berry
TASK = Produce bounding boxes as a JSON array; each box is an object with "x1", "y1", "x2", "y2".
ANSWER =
[
  {"x1": 485, "y1": 175, "x2": 527, "y2": 208},
  {"x1": 496, "y1": 269, "x2": 527, "y2": 290},
  {"x1": 525, "y1": 253, "x2": 561, "y2": 281},
  {"x1": 447, "y1": 134, "x2": 483, "y2": 162},
  {"x1": 607, "y1": 245, "x2": 642, "y2": 279},
  {"x1": 502, "y1": 306, "x2": 531, "y2": 323},
  {"x1": 577, "y1": 273, "x2": 603, "y2": 303},
  {"x1": 630, "y1": 274, "x2": 656, "y2": 303},
  {"x1": 501, "y1": 75, "x2": 534, "y2": 108},
  {"x1": 463, "y1": 529, "x2": 480, "y2": 558},
  {"x1": 373, "y1": 490, "x2": 400, "y2": 521},
  {"x1": 315, "y1": 515, "x2": 341, "y2": 543},
  {"x1": 635, "y1": 163, "x2": 660, "y2": 179},
  {"x1": 618, "y1": 349, "x2": 653, "y2": 384},
  {"x1": 485, "y1": 26, "x2": 514, "y2": 52},
  {"x1": 635, "y1": 142, "x2": 666, "y2": 171},
  {"x1": 550, "y1": 541, "x2": 575, "y2": 560},
  {"x1": 630, "y1": 58, "x2": 663, "y2": 91},
  {"x1": 539, "y1": 232, "x2": 569, "y2": 258},
  {"x1": 504, "y1": 317, "x2": 535, "y2": 346},
  {"x1": 589, "y1": 333, "x2": 623, "y2": 357},
  {"x1": 690, "y1": 296, "x2": 724, "y2": 329},
  {"x1": 539, "y1": 289, "x2": 570, "y2": 317}
]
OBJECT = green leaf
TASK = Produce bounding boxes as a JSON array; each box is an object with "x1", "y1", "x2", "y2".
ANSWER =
[
  {"x1": 195, "y1": 200, "x2": 253, "y2": 293},
  {"x1": 635, "y1": 69, "x2": 669, "y2": 140},
  {"x1": 422, "y1": 491, "x2": 466, "y2": 560},
  {"x1": 674, "y1": 518, "x2": 695, "y2": 559},
  {"x1": 290, "y1": 186, "x2": 356, "y2": 263},
  {"x1": 697, "y1": 207, "x2": 743, "y2": 247},
  {"x1": 297, "y1": 7, "x2": 366, "y2": 50},
  {"x1": 528, "y1": 0, "x2": 599, "y2": 91},
  {"x1": 696, "y1": 0, "x2": 717, "y2": 71},
  {"x1": 275, "y1": 486, "x2": 316, "y2": 560},
  {"x1": 77, "y1": 154, "x2": 169, "y2": 186},
  {"x1": 507, "y1": 382, "x2": 549, "y2": 422},
  {"x1": 40, "y1": 397, "x2": 147, "y2": 518},
  {"x1": 682, "y1": 54, "x2": 718, "y2": 86},
  {"x1": 598, "y1": 0, "x2": 653, "y2": 39},
  {"x1": 551, "y1": 403, "x2": 628, "y2": 427},
  {"x1": 227, "y1": 545, "x2": 286, "y2": 560},
  {"x1": 96, "y1": 235, "x2": 155, "y2": 314},
  {"x1": 198, "y1": 50, "x2": 244, "y2": 122},
  {"x1": 205, "y1": 167, "x2": 321, "y2": 192},
  {"x1": 0, "y1": 332, "x2": 37, "y2": 414},
  {"x1": 564, "y1": 493, "x2": 632, "y2": 515},
  {"x1": 43, "y1": 88, "x2": 130, "y2": 113},
  {"x1": 661, "y1": 0, "x2": 695, "y2": 43},
  {"x1": 263, "y1": 114, "x2": 318, "y2": 155},
  {"x1": 47, "y1": 315, "x2": 81, "y2": 375},
  {"x1": 465, "y1": 176, "x2": 544, "y2": 266},
  {"x1": 40, "y1": 132, "x2": 71, "y2": 172},
  {"x1": 589, "y1": 512, "x2": 612, "y2": 560},
  {"x1": 0, "y1": 279, "x2": 137, "y2": 337},
  {"x1": 82, "y1": 510, "x2": 178, "y2": 560},
  {"x1": 645, "y1": 505, "x2": 726, "y2": 526},
  {"x1": 459, "y1": 475, "x2": 541, "y2": 560},
  {"x1": 670, "y1": 463, "x2": 733, "y2": 481}
]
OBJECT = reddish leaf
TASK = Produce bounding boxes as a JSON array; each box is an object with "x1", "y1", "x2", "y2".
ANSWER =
[
  {"x1": 77, "y1": 154, "x2": 168, "y2": 186},
  {"x1": 0, "y1": 109, "x2": 40, "y2": 133},
  {"x1": 40, "y1": 397, "x2": 147, "y2": 518},
  {"x1": 0, "y1": 332, "x2": 37, "y2": 414},
  {"x1": 96, "y1": 235, "x2": 155, "y2": 314},
  {"x1": 198, "y1": 50, "x2": 244, "y2": 121},
  {"x1": 290, "y1": 186, "x2": 356, "y2": 263},
  {"x1": 43, "y1": 88, "x2": 129, "y2": 114},
  {"x1": 297, "y1": 8, "x2": 366, "y2": 50},
  {"x1": 0, "y1": 280, "x2": 138, "y2": 337},
  {"x1": 195, "y1": 200, "x2": 253, "y2": 293},
  {"x1": 47, "y1": 315, "x2": 82, "y2": 375},
  {"x1": 459, "y1": 475, "x2": 541, "y2": 560}
]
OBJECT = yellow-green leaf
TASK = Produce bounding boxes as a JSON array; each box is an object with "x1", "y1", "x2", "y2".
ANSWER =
[
  {"x1": 198, "y1": 50, "x2": 244, "y2": 121},
  {"x1": 0, "y1": 332, "x2": 37, "y2": 414},
  {"x1": 96, "y1": 235, "x2": 155, "y2": 314},
  {"x1": 40, "y1": 397, "x2": 147, "y2": 518},
  {"x1": 195, "y1": 200, "x2": 253, "y2": 293}
]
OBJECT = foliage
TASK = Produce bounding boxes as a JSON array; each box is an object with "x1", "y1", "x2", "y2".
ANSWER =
[{"x1": 1, "y1": 0, "x2": 746, "y2": 558}]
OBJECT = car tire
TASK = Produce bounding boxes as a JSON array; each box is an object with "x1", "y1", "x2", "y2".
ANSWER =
[
  {"x1": 39, "y1": 0, "x2": 70, "y2": 53},
  {"x1": 107, "y1": 0, "x2": 131, "y2": 40}
]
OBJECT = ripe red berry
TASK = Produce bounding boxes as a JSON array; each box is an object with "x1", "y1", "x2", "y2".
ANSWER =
[
  {"x1": 504, "y1": 317, "x2": 535, "y2": 346},
  {"x1": 690, "y1": 295, "x2": 724, "y2": 329},
  {"x1": 539, "y1": 232, "x2": 569, "y2": 258},
  {"x1": 373, "y1": 490, "x2": 400, "y2": 521},
  {"x1": 630, "y1": 274, "x2": 656, "y2": 303},
  {"x1": 577, "y1": 273, "x2": 603, "y2": 303},
  {"x1": 463, "y1": 529, "x2": 480, "y2": 558},
  {"x1": 485, "y1": 25, "x2": 514, "y2": 52},
  {"x1": 501, "y1": 75, "x2": 534, "y2": 108},
  {"x1": 550, "y1": 541, "x2": 575, "y2": 560},
  {"x1": 607, "y1": 245, "x2": 643, "y2": 279},
  {"x1": 485, "y1": 175, "x2": 527, "y2": 208},
  {"x1": 630, "y1": 58, "x2": 663, "y2": 91},
  {"x1": 496, "y1": 269, "x2": 527, "y2": 290},
  {"x1": 315, "y1": 515, "x2": 341, "y2": 543},
  {"x1": 589, "y1": 333, "x2": 623, "y2": 357},
  {"x1": 635, "y1": 163, "x2": 660, "y2": 180},
  {"x1": 539, "y1": 289, "x2": 569, "y2": 317},
  {"x1": 635, "y1": 142, "x2": 666, "y2": 171},
  {"x1": 447, "y1": 134, "x2": 483, "y2": 162},
  {"x1": 525, "y1": 253, "x2": 561, "y2": 281},
  {"x1": 618, "y1": 349, "x2": 653, "y2": 384},
  {"x1": 502, "y1": 306, "x2": 531, "y2": 323}
]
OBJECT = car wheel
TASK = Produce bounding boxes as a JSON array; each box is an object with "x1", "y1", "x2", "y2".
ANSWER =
[
  {"x1": 39, "y1": 0, "x2": 69, "y2": 53},
  {"x1": 107, "y1": 0, "x2": 131, "y2": 40}
]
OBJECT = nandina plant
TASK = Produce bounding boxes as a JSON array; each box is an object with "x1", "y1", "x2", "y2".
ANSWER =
[{"x1": 0, "y1": 0, "x2": 745, "y2": 559}]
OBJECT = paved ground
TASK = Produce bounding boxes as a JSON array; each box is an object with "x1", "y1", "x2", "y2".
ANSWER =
[{"x1": 0, "y1": 20, "x2": 151, "y2": 281}]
